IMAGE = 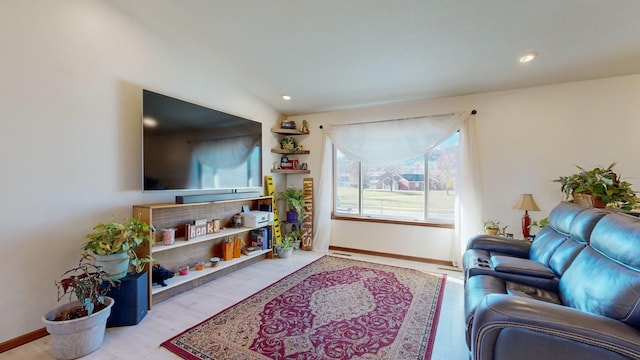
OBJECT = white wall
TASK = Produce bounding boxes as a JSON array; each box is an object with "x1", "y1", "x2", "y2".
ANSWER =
[
  {"x1": 288, "y1": 74, "x2": 640, "y2": 261},
  {"x1": 0, "y1": 1, "x2": 280, "y2": 342}
]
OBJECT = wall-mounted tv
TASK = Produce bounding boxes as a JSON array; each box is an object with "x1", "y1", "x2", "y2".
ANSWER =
[{"x1": 142, "y1": 89, "x2": 262, "y2": 192}]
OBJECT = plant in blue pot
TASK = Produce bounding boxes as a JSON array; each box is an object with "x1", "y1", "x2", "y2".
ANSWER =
[{"x1": 83, "y1": 216, "x2": 155, "y2": 279}]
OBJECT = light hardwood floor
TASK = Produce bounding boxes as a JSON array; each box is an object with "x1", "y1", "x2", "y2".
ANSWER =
[{"x1": 1, "y1": 251, "x2": 468, "y2": 360}]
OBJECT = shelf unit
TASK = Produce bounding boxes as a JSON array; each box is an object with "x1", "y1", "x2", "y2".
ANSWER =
[
  {"x1": 271, "y1": 148, "x2": 310, "y2": 155},
  {"x1": 271, "y1": 128, "x2": 306, "y2": 135},
  {"x1": 271, "y1": 169, "x2": 310, "y2": 174},
  {"x1": 133, "y1": 196, "x2": 273, "y2": 308},
  {"x1": 151, "y1": 249, "x2": 271, "y2": 296},
  {"x1": 271, "y1": 126, "x2": 310, "y2": 174}
]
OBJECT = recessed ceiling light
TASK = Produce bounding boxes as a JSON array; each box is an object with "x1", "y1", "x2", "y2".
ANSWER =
[
  {"x1": 519, "y1": 52, "x2": 538, "y2": 63},
  {"x1": 282, "y1": 95, "x2": 291, "y2": 101},
  {"x1": 143, "y1": 117, "x2": 158, "y2": 127}
]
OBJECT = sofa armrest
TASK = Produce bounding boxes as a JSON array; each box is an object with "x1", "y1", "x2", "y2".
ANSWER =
[
  {"x1": 472, "y1": 294, "x2": 640, "y2": 360},
  {"x1": 490, "y1": 255, "x2": 556, "y2": 278},
  {"x1": 466, "y1": 234, "x2": 531, "y2": 258}
]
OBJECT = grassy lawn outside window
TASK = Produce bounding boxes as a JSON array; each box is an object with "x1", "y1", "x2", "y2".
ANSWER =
[{"x1": 334, "y1": 132, "x2": 459, "y2": 224}]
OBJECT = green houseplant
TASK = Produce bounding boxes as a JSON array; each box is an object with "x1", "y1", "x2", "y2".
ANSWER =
[
  {"x1": 275, "y1": 234, "x2": 295, "y2": 258},
  {"x1": 554, "y1": 163, "x2": 639, "y2": 210},
  {"x1": 483, "y1": 220, "x2": 507, "y2": 235},
  {"x1": 279, "y1": 187, "x2": 305, "y2": 223},
  {"x1": 42, "y1": 254, "x2": 117, "y2": 359},
  {"x1": 83, "y1": 216, "x2": 154, "y2": 279}
]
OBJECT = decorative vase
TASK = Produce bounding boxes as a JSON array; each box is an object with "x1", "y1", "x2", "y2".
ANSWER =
[
  {"x1": 286, "y1": 211, "x2": 298, "y2": 224},
  {"x1": 93, "y1": 252, "x2": 129, "y2": 280},
  {"x1": 42, "y1": 297, "x2": 114, "y2": 360},
  {"x1": 223, "y1": 241, "x2": 233, "y2": 261},
  {"x1": 233, "y1": 237, "x2": 242, "y2": 258}
]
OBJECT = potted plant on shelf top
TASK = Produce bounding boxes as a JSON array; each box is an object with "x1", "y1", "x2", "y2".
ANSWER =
[
  {"x1": 279, "y1": 187, "x2": 305, "y2": 224},
  {"x1": 42, "y1": 253, "x2": 117, "y2": 359},
  {"x1": 553, "y1": 163, "x2": 639, "y2": 210},
  {"x1": 83, "y1": 216, "x2": 154, "y2": 279}
]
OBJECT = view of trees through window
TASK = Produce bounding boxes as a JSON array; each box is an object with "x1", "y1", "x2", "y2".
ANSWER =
[{"x1": 334, "y1": 132, "x2": 459, "y2": 223}]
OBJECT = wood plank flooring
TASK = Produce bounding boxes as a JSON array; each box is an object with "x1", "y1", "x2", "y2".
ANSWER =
[{"x1": 1, "y1": 251, "x2": 467, "y2": 359}]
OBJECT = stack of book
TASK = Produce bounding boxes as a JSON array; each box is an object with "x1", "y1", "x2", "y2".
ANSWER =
[
  {"x1": 241, "y1": 246, "x2": 262, "y2": 256},
  {"x1": 250, "y1": 228, "x2": 270, "y2": 250}
]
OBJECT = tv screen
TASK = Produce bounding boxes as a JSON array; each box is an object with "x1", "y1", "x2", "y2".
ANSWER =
[{"x1": 142, "y1": 89, "x2": 262, "y2": 191}]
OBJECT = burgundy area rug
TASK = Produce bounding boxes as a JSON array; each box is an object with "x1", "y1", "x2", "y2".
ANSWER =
[{"x1": 161, "y1": 255, "x2": 446, "y2": 360}]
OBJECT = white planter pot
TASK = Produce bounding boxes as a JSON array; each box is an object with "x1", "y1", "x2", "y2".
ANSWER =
[
  {"x1": 93, "y1": 252, "x2": 129, "y2": 280},
  {"x1": 42, "y1": 297, "x2": 114, "y2": 360},
  {"x1": 276, "y1": 247, "x2": 293, "y2": 258}
]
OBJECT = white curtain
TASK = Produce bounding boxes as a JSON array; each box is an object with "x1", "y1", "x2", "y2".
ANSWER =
[
  {"x1": 324, "y1": 113, "x2": 465, "y2": 163},
  {"x1": 313, "y1": 112, "x2": 476, "y2": 253},
  {"x1": 453, "y1": 117, "x2": 483, "y2": 268},
  {"x1": 312, "y1": 134, "x2": 334, "y2": 252}
]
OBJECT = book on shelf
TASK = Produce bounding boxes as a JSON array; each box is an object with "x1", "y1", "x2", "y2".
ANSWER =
[
  {"x1": 250, "y1": 228, "x2": 270, "y2": 250},
  {"x1": 242, "y1": 246, "x2": 262, "y2": 256}
]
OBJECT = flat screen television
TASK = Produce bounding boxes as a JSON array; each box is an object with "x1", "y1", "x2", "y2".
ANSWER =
[{"x1": 142, "y1": 89, "x2": 262, "y2": 192}]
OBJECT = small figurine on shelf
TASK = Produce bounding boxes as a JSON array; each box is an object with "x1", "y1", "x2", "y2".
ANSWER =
[
  {"x1": 152, "y1": 264, "x2": 174, "y2": 286},
  {"x1": 231, "y1": 214, "x2": 242, "y2": 228},
  {"x1": 299, "y1": 120, "x2": 309, "y2": 134}
]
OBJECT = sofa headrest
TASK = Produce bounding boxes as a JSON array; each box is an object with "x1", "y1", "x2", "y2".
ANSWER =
[
  {"x1": 547, "y1": 202, "x2": 589, "y2": 235},
  {"x1": 590, "y1": 213, "x2": 640, "y2": 270},
  {"x1": 559, "y1": 212, "x2": 640, "y2": 328},
  {"x1": 568, "y1": 207, "x2": 607, "y2": 245}
]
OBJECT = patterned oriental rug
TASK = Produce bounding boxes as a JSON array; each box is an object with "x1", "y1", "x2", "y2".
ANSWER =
[{"x1": 161, "y1": 255, "x2": 446, "y2": 360}]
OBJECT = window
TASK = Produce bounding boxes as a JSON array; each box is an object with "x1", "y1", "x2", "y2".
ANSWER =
[{"x1": 334, "y1": 132, "x2": 459, "y2": 224}]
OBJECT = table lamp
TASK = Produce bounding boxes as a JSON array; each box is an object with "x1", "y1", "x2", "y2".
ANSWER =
[{"x1": 513, "y1": 194, "x2": 540, "y2": 239}]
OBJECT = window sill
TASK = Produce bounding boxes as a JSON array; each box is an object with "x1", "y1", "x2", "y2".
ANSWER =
[{"x1": 331, "y1": 214, "x2": 454, "y2": 229}]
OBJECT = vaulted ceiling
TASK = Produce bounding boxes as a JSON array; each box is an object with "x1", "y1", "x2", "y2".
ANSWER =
[{"x1": 111, "y1": 0, "x2": 640, "y2": 115}]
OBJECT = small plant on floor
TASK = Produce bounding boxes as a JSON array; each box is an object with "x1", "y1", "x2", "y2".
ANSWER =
[
  {"x1": 54, "y1": 253, "x2": 117, "y2": 321},
  {"x1": 276, "y1": 235, "x2": 296, "y2": 249}
]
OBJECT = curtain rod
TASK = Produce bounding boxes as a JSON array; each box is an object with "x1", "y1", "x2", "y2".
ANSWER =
[{"x1": 319, "y1": 109, "x2": 477, "y2": 129}]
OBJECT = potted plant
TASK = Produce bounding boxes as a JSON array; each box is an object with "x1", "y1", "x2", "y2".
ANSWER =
[
  {"x1": 279, "y1": 136, "x2": 303, "y2": 152},
  {"x1": 288, "y1": 227, "x2": 304, "y2": 250},
  {"x1": 275, "y1": 235, "x2": 295, "y2": 258},
  {"x1": 279, "y1": 187, "x2": 305, "y2": 223},
  {"x1": 554, "y1": 163, "x2": 639, "y2": 210},
  {"x1": 83, "y1": 216, "x2": 154, "y2": 279},
  {"x1": 529, "y1": 217, "x2": 549, "y2": 230},
  {"x1": 483, "y1": 220, "x2": 506, "y2": 235},
  {"x1": 41, "y1": 253, "x2": 117, "y2": 359}
]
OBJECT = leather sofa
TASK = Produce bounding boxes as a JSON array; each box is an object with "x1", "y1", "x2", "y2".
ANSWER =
[{"x1": 463, "y1": 202, "x2": 640, "y2": 359}]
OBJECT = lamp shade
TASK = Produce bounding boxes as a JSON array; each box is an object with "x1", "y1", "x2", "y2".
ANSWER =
[{"x1": 513, "y1": 194, "x2": 540, "y2": 211}]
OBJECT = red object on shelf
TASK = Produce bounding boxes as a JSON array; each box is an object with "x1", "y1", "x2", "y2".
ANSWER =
[{"x1": 521, "y1": 212, "x2": 531, "y2": 239}]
